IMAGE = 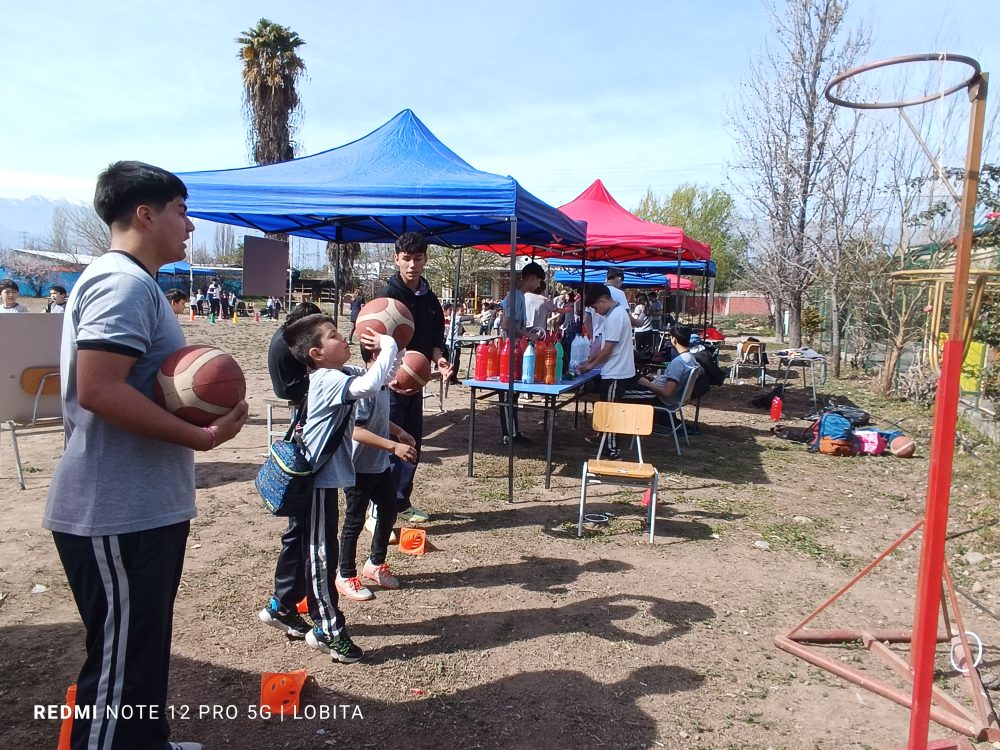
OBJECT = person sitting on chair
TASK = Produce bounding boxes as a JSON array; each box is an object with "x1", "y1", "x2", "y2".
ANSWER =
[{"x1": 632, "y1": 325, "x2": 701, "y2": 412}]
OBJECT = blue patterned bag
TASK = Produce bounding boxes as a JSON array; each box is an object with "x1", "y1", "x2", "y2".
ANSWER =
[{"x1": 256, "y1": 413, "x2": 350, "y2": 517}]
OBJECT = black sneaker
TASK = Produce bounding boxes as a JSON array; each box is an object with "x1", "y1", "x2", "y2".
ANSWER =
[
  {"x1": 258, "y1": 596, "x2": 311, "y2": 639},
  {"x1": 306, "y1": 627, "x2": 364, "y2": 663}
]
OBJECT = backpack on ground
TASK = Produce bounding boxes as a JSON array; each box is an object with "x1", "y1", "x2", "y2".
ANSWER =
[{"x1": 807, "y1": 412, "x2": 856, "y2": 456}]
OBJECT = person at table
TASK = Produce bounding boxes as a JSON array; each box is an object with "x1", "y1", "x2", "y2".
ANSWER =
[
  {"x1": 583, "y1": 268, "x2": 639, "y2": 351},
  {"x1": 497, "y1": 262, "x2": 545, "y2": 445},
  {"x1": 579, "y1": 284, "x2": 636, "y2": 460},
  {"x1": 525, "y1": 280, "x2": 563, "y2": 334},
  {"x1": 631, "y1": 324, "x2": 701, "y2": 413},
  {"x1": 632, "y1": 293, "x2": 653, "y2": 333},
  {"x1": 647, "y1": 291, "x2": 663, "y2": 330}
]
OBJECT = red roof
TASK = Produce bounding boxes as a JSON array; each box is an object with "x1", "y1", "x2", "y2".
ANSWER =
[{"x1": 479, "y1": 179, "x2": 711, "y2": 261}]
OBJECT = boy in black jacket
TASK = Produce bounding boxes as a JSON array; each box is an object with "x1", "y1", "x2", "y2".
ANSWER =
[{"x1": 377, "y1": 233, "x2": 451, "y2": 522}]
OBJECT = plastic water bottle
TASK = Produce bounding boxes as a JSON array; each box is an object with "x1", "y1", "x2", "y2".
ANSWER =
[
  {"x1": 499, "y1": 339, "x2": 512, "y2": 383},
  {"x1": 475, "y1": 340, "x2": 490, "y2": 380},
  {"x1": 521, "y1": 342, "x2": 536, "y2": 384},
  {"x1": 487, "y1": 340, "x2": 500, "y2": 379},
  {"x1": 554, "y1": 340, "x2": 565, "y2": 382},
  {"x1": 770, "y1": 396, "x2": 783, "y2": 421},
  {"x1": 543, "y1": 346, "x2": 557, "y2": 385}
]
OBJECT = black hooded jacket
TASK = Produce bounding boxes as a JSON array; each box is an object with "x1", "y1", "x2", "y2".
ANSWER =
[{"x1": 379, "y1": 274, "x2": 446, "y2": 361}]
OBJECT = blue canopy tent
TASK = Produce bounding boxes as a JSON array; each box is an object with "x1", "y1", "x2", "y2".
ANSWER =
[
  {"x1": 157, "y1": 260, "x2": 216, "y2": 276},
  {"x1": 552, "y1": 269, "x2": 696, "y2": 290},
  {"x1": 547, "y1": 258, "x2": 716, "y2": 277},
  {"x1": 177, "y1": 109, "x2": 586, "y2": 505}
]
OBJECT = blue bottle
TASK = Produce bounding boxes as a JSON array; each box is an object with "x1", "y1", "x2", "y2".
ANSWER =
[{"x1": 521, "y1": 341, "x2": 536, "y2": 384}]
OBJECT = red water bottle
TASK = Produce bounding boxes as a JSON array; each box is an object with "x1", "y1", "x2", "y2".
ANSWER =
[
  {"x1": 499, "y1": 339, "x2": 512, "y2": 383},
  {"x1": 475, "y1": 340, "x2": 490, "y2": 380},
  {"x1": 770, "y1": 396, "x2": 783, "y2": 421},
  {"x1": 514, "y1": 338, "x2": 524, "y2": 381},
  {"x1": 487, "y1": 340, "x2": 500, "y2": 379}
]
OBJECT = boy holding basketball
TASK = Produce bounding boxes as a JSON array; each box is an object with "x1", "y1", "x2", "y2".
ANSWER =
[
  {"x1": 43, "y1": 161, "x2": 248, "y2": 750},
  {"x1": 336, "y1": 342, "x2": 417, "y2": 601},
  {"x1": 258, "y1": 314, "x2": 399, "y2": 663}
]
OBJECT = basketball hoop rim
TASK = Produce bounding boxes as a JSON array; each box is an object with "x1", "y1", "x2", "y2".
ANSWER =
[{"x1": 824, "y1": 52, "x2": 982, "y2": 110}]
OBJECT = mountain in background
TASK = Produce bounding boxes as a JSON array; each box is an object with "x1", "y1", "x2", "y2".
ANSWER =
[{"x1": 0, "y1": 195, "x2": 79, "y2": 249}]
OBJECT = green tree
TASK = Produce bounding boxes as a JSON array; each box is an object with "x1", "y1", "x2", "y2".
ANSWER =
[
  {"x1": 236, "y1": 19, "x2": 307, "y2": 166},
  {"x1": 633, "y1": 185, "x2": 747, "y2": 291}
]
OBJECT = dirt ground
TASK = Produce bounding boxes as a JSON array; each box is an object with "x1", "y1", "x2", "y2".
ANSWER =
[{"x1": 3, "y1": 302, "x2": 1000, "y2": 750}]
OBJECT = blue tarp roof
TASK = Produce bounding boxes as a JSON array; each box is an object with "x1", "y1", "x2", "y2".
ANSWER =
[
  {"x1": 158, "y1": 261, "x2": 216, "y2": 276},
  {"x1": 177, "y1": 110, "x2": 586, "y2": 248},
  {"x1": 553, "y1": 269, "x2": 696, "y2": 289},
  {"x1": 547, "y1": 258, "x2": 716, "y2": 277}
]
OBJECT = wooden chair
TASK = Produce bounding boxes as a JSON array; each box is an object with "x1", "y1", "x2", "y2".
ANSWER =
[
  {"x1": 652, "y1": 368, "x2": 701, "y2": 456},
  {"x1": 578, "y1": 402, "x2": 660, "y2": 544},
  {"x1": 4, "y1": 366, "x2": 63, "y2": 490},
  {"x1": 730, "y1": 340, "x2": 767, "y2": 386}
]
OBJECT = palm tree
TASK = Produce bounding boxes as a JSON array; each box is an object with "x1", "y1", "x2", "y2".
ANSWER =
[{"x1": 236, "y1": 19, "x2": 306, "y2": 165}]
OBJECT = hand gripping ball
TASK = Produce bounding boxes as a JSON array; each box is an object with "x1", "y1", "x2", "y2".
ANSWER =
[
  {"x1": 154, "y1": 345, "x2": 246, "y2": 426},
  {"x1": 355, "y1": 298, "x2": 415, "y2": 349}
]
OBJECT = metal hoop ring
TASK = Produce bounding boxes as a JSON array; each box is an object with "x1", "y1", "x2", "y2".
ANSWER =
[
  {"x1": 948, "y1": 631, "x2": 984, "y2": 674},
  {"x1": 824, "y1": 53, "x2": 982, "y2": 110},
  {"x1": 584, "y1": 513, "x2": 612, "y2": 524}
]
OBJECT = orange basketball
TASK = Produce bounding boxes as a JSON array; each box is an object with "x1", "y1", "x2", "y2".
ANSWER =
[
  {"x1": 355, "y1": 298, "x2": 414, "y2": 349},
  {"x1": 154, "y1": 346, "x2": 246, "y2": 426},
  {"x1": 890, "y1": 435, "x2": 916, "y2": 458},
  {"x1": 395, "y1": 351, "x2": 432, "y2": 392}
]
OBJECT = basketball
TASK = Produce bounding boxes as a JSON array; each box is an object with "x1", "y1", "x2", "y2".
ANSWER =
[
  {"x1": 395, "y1": 351, "x2": 432, "y2": 392},
  {"x1": 890, "y1": 435, "x2": 916, "y2": 458},
  {"x1": 154, "y1": 345, "x2": 246, "y2": 426},
  {"x1": 355, "y1": 298, "x2": 414, "y2": 349}
]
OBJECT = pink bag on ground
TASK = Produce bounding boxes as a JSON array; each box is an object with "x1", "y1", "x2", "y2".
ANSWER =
[{"x1": 855, "y1": 430, "x2": 887, "y2": 456}]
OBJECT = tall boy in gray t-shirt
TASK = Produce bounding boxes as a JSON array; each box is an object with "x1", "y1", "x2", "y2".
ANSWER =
[{"x1": 43, "y1": 161, "x2": 248, "y2": 750}]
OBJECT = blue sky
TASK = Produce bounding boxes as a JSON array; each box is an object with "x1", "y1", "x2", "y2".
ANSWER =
[{"x1": 1, "y1": 0, "x2": 996, "y2": 213}]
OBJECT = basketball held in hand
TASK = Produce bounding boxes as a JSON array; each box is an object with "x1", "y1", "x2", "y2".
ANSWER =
[
  {"x1": 154, "y1": 346, "x2": 246, "y2": 426},
  {"x1": 394, "y1": 351, "x2": 432, "y2": 393},
  {"x1": 355, "y1": 298, "x2": 414, "y2": 349}
]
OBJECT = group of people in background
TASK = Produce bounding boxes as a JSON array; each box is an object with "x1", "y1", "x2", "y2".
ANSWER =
[{"x1": 0, "y1": 279, "x2": 67, "y2": 314}]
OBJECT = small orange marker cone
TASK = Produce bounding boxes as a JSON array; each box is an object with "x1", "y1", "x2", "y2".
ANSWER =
[
  {"x1": 57, "y1": 684, "x2": 76, "y2": 750},
  {"x1": 232, "y1": 310, "x2": 239, "y2": 324},
  {"x1": 189, "y1": 307, "x2": 195, "y2": 321},
  {"x1": 399, "y1": 527, "x2": 426, "y2": 555},
  {"x1": 296, "y1": 596, "x2": 308, "y2": 614},
  {"x1": 260, "y1": 669, "x2": 307, "y2": 718},
  {"x1": 255, "y1": 312, "x2": 260, "y2": 322}
]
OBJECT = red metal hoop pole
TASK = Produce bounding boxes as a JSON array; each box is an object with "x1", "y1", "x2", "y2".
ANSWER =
[{"x1": 824, "y1": 53, "x2": 982, "y2": 110}]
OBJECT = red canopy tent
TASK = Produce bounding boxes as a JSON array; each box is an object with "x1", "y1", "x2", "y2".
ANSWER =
[{"x1": 479, "y1": 179, "x2": 711, "y2": 261}]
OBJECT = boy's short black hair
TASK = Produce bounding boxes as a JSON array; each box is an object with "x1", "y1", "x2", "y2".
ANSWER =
[
  {"x1": 606, "y1": 267, "x2": 624, "y2": 281},
  {"x1": 672, "y1": 324, "x2": 693, "y2": 347},
  {"x1": 93, "y1": 161, "x2": 188, "y2": 228},
  {"x1": 164, "y1": 288, "x2": 189, "y2": 303},
  {"x1": 50, "y1": 285, "x2": 68, "y2": 296},
  {"x1": 0, "y1": 279, "x2": 20, "y2": 293},
  {"x1": 283, "y1": 301, "x2": 322, "y2": 328},
  {"x1": 283, "y1": 313, "x2": 335, "y2": 369},
  {"x1": 395, "y1": 232, "x2": 428, "y2": 255},
  {"x1": 521, "y1": 262, "x2": 545, "y2": 280},
  {"x1": 584, "y1": 284, "x2": 612, "y2": 308}
]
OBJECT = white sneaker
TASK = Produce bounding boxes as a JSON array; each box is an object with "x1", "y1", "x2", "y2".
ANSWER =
[
  {"x1": 363, "y1": 560, "x2": 401, "y2": 589},
  {"x1": 335, "y1": 574, "x2": 374, "y2": 601}
]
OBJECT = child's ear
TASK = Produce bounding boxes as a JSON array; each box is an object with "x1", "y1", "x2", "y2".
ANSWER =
[{"x1": 309, "y1": 346, "x2": 322, "y2": 364}]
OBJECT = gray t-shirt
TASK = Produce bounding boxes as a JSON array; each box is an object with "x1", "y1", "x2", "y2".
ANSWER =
[
  {"x1": 351, "y1": 386, "x2": 391, "y2": 474},
  {"x1": 304, "y1": 366, "x2": 359, "y2": 489},
  {"x1": 652, "y1": 350, "x2": 700, "y2": 410},
  {"x1": 43, "y1": 251, "x2": 195, "y2": 536}
]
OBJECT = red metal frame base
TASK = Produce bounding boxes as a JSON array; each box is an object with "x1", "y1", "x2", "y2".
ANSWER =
[{"x1": 775, "y1": 520, "x2": 1000, "y2": 743}]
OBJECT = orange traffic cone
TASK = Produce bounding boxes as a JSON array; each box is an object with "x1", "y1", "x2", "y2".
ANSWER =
[
  {"x1": 57, "y1": 684, "x2": 76, "y2": 750},
  {"x1": 232, "y1": 310, "x2": 238, "y2": 324},
  {"x1": 296, "y1": 596, "x2": 308, "y2": 614},
  {"x1": 189, "y1": 307, "x2": 195, "y2": 321},
  {"x1": 399, "y1": 527, "x2": 427, "y2": 555},
  {"x1": 260, "y1": 669, "x2": 307, "y2": 718}
]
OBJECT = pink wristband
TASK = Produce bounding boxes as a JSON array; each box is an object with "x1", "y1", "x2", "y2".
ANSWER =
[{"x1": 203, "y1": 425, "x2": 221, "y2": 450}]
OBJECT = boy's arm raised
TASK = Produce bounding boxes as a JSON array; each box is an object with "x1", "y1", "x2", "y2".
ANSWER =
[{"x1": 348, "y1": 334, "x2": 398, "y2": 400}]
